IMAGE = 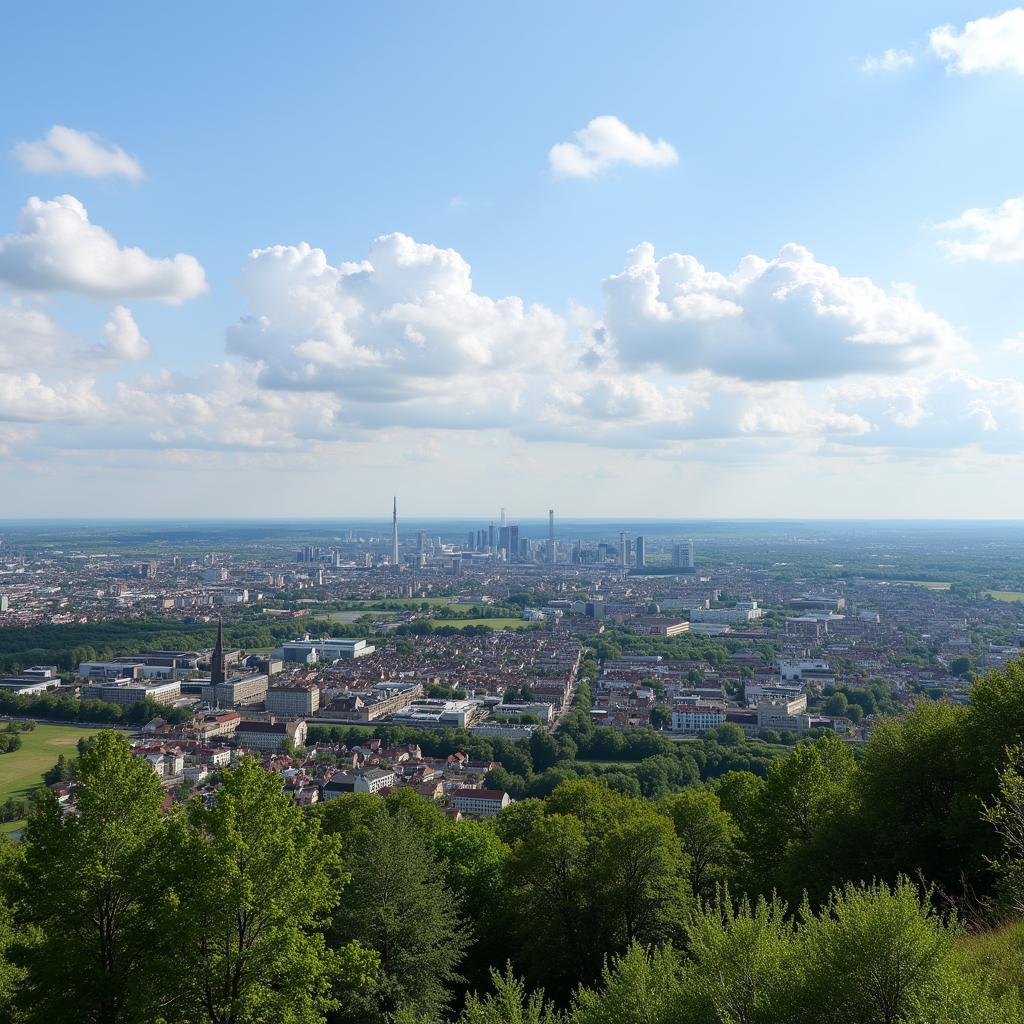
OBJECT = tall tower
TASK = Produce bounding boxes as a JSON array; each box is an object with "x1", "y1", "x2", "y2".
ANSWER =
[
  {"x1": 619, "y1": 531, "x2": 627, "y2": 568},
  {"x1": 547, "y1": 509, "x2": 555, "y2": 564},
  {"x1": 500, "y1": 507, "x2": 507, "y2": 528},
  {"x1": 211, "y1": 618, "x2": 226, "y2": 687},
  {"x1": 636, "y1": 535, "x2": 647, "y2": 568},
  {"x1": 687, "y1": 537, "x2": 695, "y2": 569},
  {"x1": 391, "y1": 496, "x2": 400, "y2": 565}
]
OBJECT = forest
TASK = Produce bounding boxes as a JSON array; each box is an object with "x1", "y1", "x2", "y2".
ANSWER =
[{"x1": 2, "y1": 662, "x2": 1024, "y2": 1021}]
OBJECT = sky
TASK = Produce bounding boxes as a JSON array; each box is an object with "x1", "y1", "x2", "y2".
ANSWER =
[{"x1": 2, "y1": 1, "x2": 1024, "y2": 518}]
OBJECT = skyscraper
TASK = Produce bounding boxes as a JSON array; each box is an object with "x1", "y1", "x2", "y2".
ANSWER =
[
  {"x1": 636, "y1": 535, "x2": 646, "y2": 567},
  {"x1": 619, "y1": 531, "x2": 627, "y2": 568},
  {"x1": 547, "y1": 509, "x2": 555, "y2": 564},
  {"x1": 687, "y1": 537, "x2": 695, "y2": 568},
  {"x1": 391, "y1": 496, "x2": 399, "y2": 565}
]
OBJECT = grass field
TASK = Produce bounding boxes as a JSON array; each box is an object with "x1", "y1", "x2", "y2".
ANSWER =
[
  {"x1": 339, "y1": 598, "x2": 474, "y2": 610},
  {"x1": 984, "y1": 590, "x2": 1024, "y2": 603},
  {"x1": 426, "y1": 617, "x2": 530, "y2": 630},
  {"x1": 0, "y1": 723, "x2": 109, "y2": 804}
]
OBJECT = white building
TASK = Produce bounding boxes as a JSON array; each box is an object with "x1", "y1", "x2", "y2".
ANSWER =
[
  {"x1": 266, "y1": 683, "x2": 320, "y2": 717},
  {"x1": 450, "y1": 788, "x2": 511, "y2": 817},
  {"x1": 671, "y1": 706, "x2": 726, "y2": 734},
  {"x1": 321, "y1": 767, "x2": 396, "y2": 798},
  {"x1": 85, "y1": 679, "x2": 181, "y2": 706},
  {"x1": 235, "y1": 718, "x2": 307, "y2": 751},
  {"x1": 274, "y1": 636, "x2": 376, "y2": 663}
]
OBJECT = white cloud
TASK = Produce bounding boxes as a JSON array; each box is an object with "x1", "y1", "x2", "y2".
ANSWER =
[
  {"x1": 0, "y1": 304, "x2": 69, "y2": 369},
  {"x1": 0, "y1": 195, "x2": 207, "y2": 303},
  {"x1": 598, "y1": 242, "x2": 962, "y2": 380},
  {"x1": 548, "y1": 115, "x2": 678, "y2": 179},
  {"x1": 1002, "y1": 331, "x2": 1024, "y2": 354},
  {"x1": 828, "y1": 371, "x2": 1024, "y2": 451},
  {"x1": 929, "y1": 8, "x2": 1024, "y2": 74},
  {"x1": 860, "y1": 49, "x2": 916, "y2": 73},
  {"x1": 0, "y1": 372, "x2": 106, "y2": 423},
  {"x1": 226, "y1": 233, "x2": 568, "y2": 403},
  {"x1": 13, "y1": 125, "x2": 144, "y2": 181},
  {"x1": 91, "y1": 306, "x2": 150, "y2": 361},
  {"x1": 937, "y1": 195, "x2": 1024, "y2": 261}
]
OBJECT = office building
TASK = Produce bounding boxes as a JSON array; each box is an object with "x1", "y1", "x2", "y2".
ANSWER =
[
  {"x1": 275, "y1": 636, "x2": 376, "y2": 663},
  {"x1": 636, "y1": 535, "x2": 646, "y2": 567},
  {"x1": 266, "y1": 683, "x2": 321, "y2": 717},
  {"x1": 547, "y1": 509, "x2": 555, "y2": 564}
]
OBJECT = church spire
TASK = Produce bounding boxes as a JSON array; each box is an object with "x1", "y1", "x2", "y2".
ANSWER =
[{"x1": 211, "y1": 617, "x2": 225, "y2": 686}]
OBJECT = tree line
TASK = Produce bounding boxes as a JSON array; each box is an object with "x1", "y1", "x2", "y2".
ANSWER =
[{"x1": 2, "y1": 717, "x2": 1024, "y2": 1023}]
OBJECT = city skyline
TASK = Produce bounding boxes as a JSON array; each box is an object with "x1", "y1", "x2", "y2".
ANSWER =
[{"x1": 3, "y1": 3, "x2": 1024, "y2": 517}]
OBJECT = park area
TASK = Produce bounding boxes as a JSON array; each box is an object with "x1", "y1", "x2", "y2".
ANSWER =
[{"x1": 0, "y1": 722, "x2": 110, "y2": 835}]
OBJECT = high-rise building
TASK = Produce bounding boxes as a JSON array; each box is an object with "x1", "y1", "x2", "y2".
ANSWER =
[
  {"x1": 391, "y1": 496, "x2": 400, "y2": 565},
  {"x1": 500, "y1": 507, "x2": 507, "y2": 528},
  {"x1": 488, "y1": 523, "x2": 495, "y2": 550},
  {"x1": 509, "y1": 525, "x2": 520, "y2": 561},
  {"x1": 619, "y1": 531, "x2": 627, "y2": 568},
  {"x1": 416, "y1": 529, "x2": 426, "y2": 554},
  {"x1": 636, "y1": 535, "x2": 647, "y2": 567},
  {"x1": 467, "y1": 531, "x2": 475, "y2": 551},
  {"x1": 688, "y1": 538, "x2": 695, "y2": 568},
  {"x1": 547, "y1": 509, "x2": 555, "y2": 564}
]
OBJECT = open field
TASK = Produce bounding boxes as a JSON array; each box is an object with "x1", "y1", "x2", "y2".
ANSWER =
[
  {"x1": 891, "y1": 581, "x2": 952, "y2": 590},
  {"x1": 0, "y1": 723, "x2": 109, "y2": 804},
  {"x1": 339, "y1": 598, "x2": 474, "y2": 610},
  {"x1": 426, "y1": 617, "x2": 530, "y2": 630},
  {"x1": 984, "y1": 590, "x2": 1024, "y2": 603},
  {"x1": 325, "y1": 610, "x2": 395, "y2": 623}
]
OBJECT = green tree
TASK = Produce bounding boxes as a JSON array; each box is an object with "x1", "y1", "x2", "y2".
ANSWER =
[
  {"x1": 458, "y1": 965, "x2": 560, "y2": 1024},
  {"x1": 649, "y1": 706, "x2": 671, "y2": 730},
  {"x1": 680, "y1": 894, "x2": 794, "y2": 1024},
  {"x1": 14, "y1": 731, "x2": 173, "y2": 1024},
  {"x1": 661, "y1": 789, "x2": 739, "y2": 898},
  {"x1": 332, "y1": 812, "x2": 468, "y2": 1022},
  {"x1": 569, "y1": 943, "x2": 682, "y2": 1024},
  {"x1": 796, "y1": 878, "x2": 985, "y2": 1024},
  {"x1": 596, "y1": 810, "x2": 688, "y2": 949},
  {"x1": 174, "y1": 757, "x2": 345, "y2": 1024},
  {"x1": 505, "y1": 813, "x2": 593, "y2": 995}
]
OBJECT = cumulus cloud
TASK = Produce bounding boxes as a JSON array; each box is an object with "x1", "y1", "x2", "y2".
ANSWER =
[
  {"x1": 226, "y1": 233, "x2": 568, "y2": 401},
  {"x1": 937, "y1": 195, "x2": 1024, "y2": 261},
  {"x1": 930, "y1": 8, "x2": 1024, "y2": 74},
  {"x1": 90, "y1": 306, "x2": 150, "y2": 361},
  {"x1": 828, "y1": 371, "x2": 1024, "y2": 451},
  {"x1": 521, "y1": 372, "x2": 868, "y2": 448},
  {"x1": 860, "y1": 49, "x2": 916, "y2": 73},
  {"x1": 598, "y1": 242, "x2": 962, "y2": 380},
  {"x1": 0, "y1": 195, "x2": 207, "y2": 303},
  {"x1": 0, "y1": 304, "x2": 69, "y2": 369},
  {"x1": 548, "y1": 115, "x2": 678, "y2": 179},
  {"x1": 0, "y1": 372, "x2": 106, "y2": 423},
  {"x1": 13, "y1": 125, "x2": 144, "y2": 181}
]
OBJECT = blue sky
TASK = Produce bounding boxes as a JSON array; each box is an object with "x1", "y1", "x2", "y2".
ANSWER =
[{"x1": 1, "y1": 2, "x2": 1024, "y2": 517}]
